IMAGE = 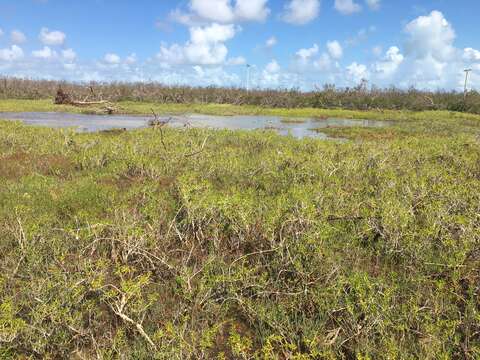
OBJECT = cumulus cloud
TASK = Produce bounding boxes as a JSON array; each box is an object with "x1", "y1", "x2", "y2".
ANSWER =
[
  {"x1": 32, "y1": 46, "x2": 57, "y2": 59},
  {"x1": 394, "y1": 10, "x2": 463, "y2": 89},
  {"x1": 62, "y1": 49, "x2": 77, "y2": 62},
  {"x1": 39, "y1": 27, "x2": 66, "y2": 46},
  {"x1": 463, "y1": 48, "x2": 480, "y2": 62},
  {"x1": 190, "y1": 0, "x2": 235, "y2": 23},
  {"x1": 404, "y1": 10, "x2": 455, "y2": 62},
  {"x1": 334, "y1": 0, "x2": 362, "y2": 15},
  {"x1": 296, "y1": 44, "x2": 319, "y2": 62},
  {"x1": 282, "y1": 0, "x2": 321, "y2": 25},
  {"x1": 226, "y1": 56, "x2": 246, "y2": 65},
  {"x1": 3, "y1": 8, "x2": 480, "y2": 91},
  {"x1": 265, "y1": 59, "x2": 280, "y2": 73},
  {"x1": 294, "y1": 42, "x2": 342, "y2": 74},
  {"x1": 0, "y1": 45, "x2": 24, "y2": 61},
  {"x1": 313, "y1": 53, "x2": 333, "y2": 71},
  {"x1": 327, "y1": 41, "x2": 343, "y2": 59},
  {"x1": 346, "y1": 62, "x2": 369, "y2": 82},
  {"x1": 260, "y1": 59, "x2": 282, "y2": 86},
  {"x1": 365, "y1": 0, "x2": 380, "y2": 10},
  {"x1": 185, "y1": 0, "x2": 269, "y2": 23},
  {"x1": 265, "y1": 36, "x2": 277, "y2": 48},
  {"x1": 234, "y1": 0, "x2": 270, "y2": 22},
  {"x1": 372, "y1": 46, "x2": 404, "y2": 79},
  {"x1": 11, "y1": 30, "x2": 27, "y2": 44},
  {"x1": 125, "y1": 53, "x2": 137, "y2": 64},
  {"x1": 157, "y1": 23, "x2": 237, "y2": 66},
  {"x1": 104, "y1": 53, "x2": 121, "y2": 64}
]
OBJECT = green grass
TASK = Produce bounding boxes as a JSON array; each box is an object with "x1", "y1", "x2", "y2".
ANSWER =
[
  {"x1": 3, "y1": 98, "x2": 480, "y2": 123},
  {"x1": 0, "y1": 106, "x2": 479, "y2": 358}
]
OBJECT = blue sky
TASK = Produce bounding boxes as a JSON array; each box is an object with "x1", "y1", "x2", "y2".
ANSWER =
[{"x1": 1, "y1": 0, "x2": 480, "y2": 90}]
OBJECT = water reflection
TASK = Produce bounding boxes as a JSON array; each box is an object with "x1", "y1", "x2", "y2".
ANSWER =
[{"x1": 0, "y1": 112, "x2": 392, "y2": 140}]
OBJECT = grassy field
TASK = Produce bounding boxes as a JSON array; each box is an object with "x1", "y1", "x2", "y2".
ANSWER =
[{"x1": 0, "y1": 103, "x2": 479, "y2": 359}]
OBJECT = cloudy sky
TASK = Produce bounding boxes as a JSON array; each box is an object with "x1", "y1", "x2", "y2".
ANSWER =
[{"x1": 1, "y1": 0, "x2": 479, "y2": 90}]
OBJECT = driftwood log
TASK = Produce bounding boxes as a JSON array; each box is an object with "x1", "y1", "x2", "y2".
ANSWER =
[{"x1": 54, "y1": 88, "x2": 116, "y2": 114}]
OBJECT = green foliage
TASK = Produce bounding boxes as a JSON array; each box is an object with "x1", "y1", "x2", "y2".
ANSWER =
[{"x1": 0, "y1": 114, "x2": 479, "y2": 358}]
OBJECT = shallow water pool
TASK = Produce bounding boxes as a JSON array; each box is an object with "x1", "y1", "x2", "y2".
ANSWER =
[{"x1": 0, "y1": 112, "x2": 392, "y2": 139}]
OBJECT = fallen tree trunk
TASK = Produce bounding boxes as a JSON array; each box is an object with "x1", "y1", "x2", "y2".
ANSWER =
[
  {"x1": 68, "y1": 100, "x2": 109, "y2": 106},
  {"x1": 54, "y1": 88, "x2": 108, "y2": 106}
]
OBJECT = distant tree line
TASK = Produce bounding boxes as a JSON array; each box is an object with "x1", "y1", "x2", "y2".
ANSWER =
[{"x1": 2, "y1": 77, "x2": 480, "y2": 113}]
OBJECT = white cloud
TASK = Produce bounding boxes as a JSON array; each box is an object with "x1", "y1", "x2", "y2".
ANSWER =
[
  {"x1": 296, "y1": 44, "x2": 319, "y2": 61},
  {"x1": 389, "y1": 10, "x2": 466, "y2": 89},
  {"x1": 265, "y1": 59, "x2": 280, "y2": 73},
  {"x1": 125, "y1": 53, "x2": 137, "y2": 64},
  {"x1": 63, "y1": 63, "x2": 77, "y2": 71},
  {"x1": 0, "y1": 28, "x2": 3, "y2": 37},
  {"x1": 313, "y1": 53, "x2": 333, "y2": 71},
  {"x1": 404, "y1": 10, "x2": 455, "y2": 62},
  {"x1": 265, "y1": 36, "x2": 277, "y2": 48},
  {"x1": 282, "y1": 0, "x2": 321, "y2": 25},
  {"x1": 327, "y1": 40, "x2": 343, "y2": 59},
  {"x1": 294, "y1": 43, "x2": 341, "y2": 74},
  {"x1": 39, "y1": 27, "x2": 66, "y2": 46},
  {"x1": 157, "y1": 23, "x2": 236, "y2": 66},
  {"x1": 347, "y1": 62, "x2": 369, "y2": 82},
  {"x1": 463, "y1": 48, "x2": 480, "y2": 62},
  {"x1": 104, "y1": 53, "x2": 121, "y2": 64},
  {"x1": 62, "y1": 48, "x2": 77, "y2": 62},
  {"x1": 189, "y1": 23, "x2": 236, "y2": 43},
  {"x1": 187, "y1": 0, "x2": 269, "y2": 23},
  {"x1": 11, "y1": 30, "x2": 27, "y2": 44},
  {"x1": 234, "y1": 0, "x2": 270, "y2": 22},
  {"x1": 190, "y1": 0, "x2": 235, "y2": 23},
  {"x1": 365, "y1": 0, "x2": 380, "y2": 10},
  {"x1": 260, "y1": 59, "x2": 282, "y2": 86},
  {"x1": 32, "y1": 46, "x2": 57, "y2": 59},
  {"x1": 157, "y1": 43, "x2": 185, "y2": 66},
  {"x1": 373, "y1": 46, "x2": 404, "y2": 79},
  {"x1": 169, "y1": 9, "x2": 200, "y2": 27},
  {"x1": 334, "y1": 0, "x2": 362, "y2": 15},
  {"x1": 227, "y1": 56, "x2": 246, "y2": 65},
  {"x1": 0, "y1": 45, "x2": 24, "y2": 61}
]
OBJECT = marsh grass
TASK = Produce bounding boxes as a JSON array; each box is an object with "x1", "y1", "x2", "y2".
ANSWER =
[
  {"x1": 280, "y1": 118, "x2": 308, "y2": 124},
  {"x1": 0, "y1": 115, "x2": 479, "y2": 359}
]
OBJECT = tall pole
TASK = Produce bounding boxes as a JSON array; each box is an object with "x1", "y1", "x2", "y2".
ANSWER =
[
  {"x1": 464, "y1": 68, "x2": 472, "y2": 101},
  {"x1": 246, "y1": 64, "x2": 251, "y2": 92}
]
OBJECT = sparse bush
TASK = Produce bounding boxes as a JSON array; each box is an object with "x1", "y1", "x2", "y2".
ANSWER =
[
  {"x1": 0, "y1": 117, "x2": 479, "y2": 358},
  {"x1": 2, "y1": 77, "x2": 480, "y2": 114}
]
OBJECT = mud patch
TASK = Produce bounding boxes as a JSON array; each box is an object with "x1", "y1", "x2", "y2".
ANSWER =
[
  {"x1": 99, "y1": 174, "x2": 175, "y2": 191},
  {"x1": 0, "y1": 152, "x2": 74, "y2": 180}
]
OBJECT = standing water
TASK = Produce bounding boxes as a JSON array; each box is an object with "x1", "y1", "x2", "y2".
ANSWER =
[{"x1": 0, "y1": 112, "x2": 391, "y2": 139}]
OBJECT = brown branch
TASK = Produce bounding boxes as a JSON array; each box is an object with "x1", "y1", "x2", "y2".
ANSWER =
[{"x1": 110, "y1": 294, "x2": 157, "y2": 351}]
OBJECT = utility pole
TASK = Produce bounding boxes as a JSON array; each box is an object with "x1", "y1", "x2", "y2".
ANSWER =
[
  {"x1": 464, "y1": 68, "x2": 472, "y2": 101},
  {"x1": 246, "y1": 64, "x2": 251, "y2": 92}
]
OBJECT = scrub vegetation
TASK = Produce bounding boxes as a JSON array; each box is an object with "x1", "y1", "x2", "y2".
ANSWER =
[
  {"x1": 2, "y1": 77, "x2": 480, "y2": 114},
  {"x1": 0, "y1": 107, "x2": 479, "y2": 358}
]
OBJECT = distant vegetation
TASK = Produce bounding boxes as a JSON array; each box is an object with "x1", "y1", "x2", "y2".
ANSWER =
[
  {"x1": 0, "y1": 113, "x2": 479, "y2": 358},
  {"x1": 2, "y1": 77, "x2": 480, "y2": 114}
]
